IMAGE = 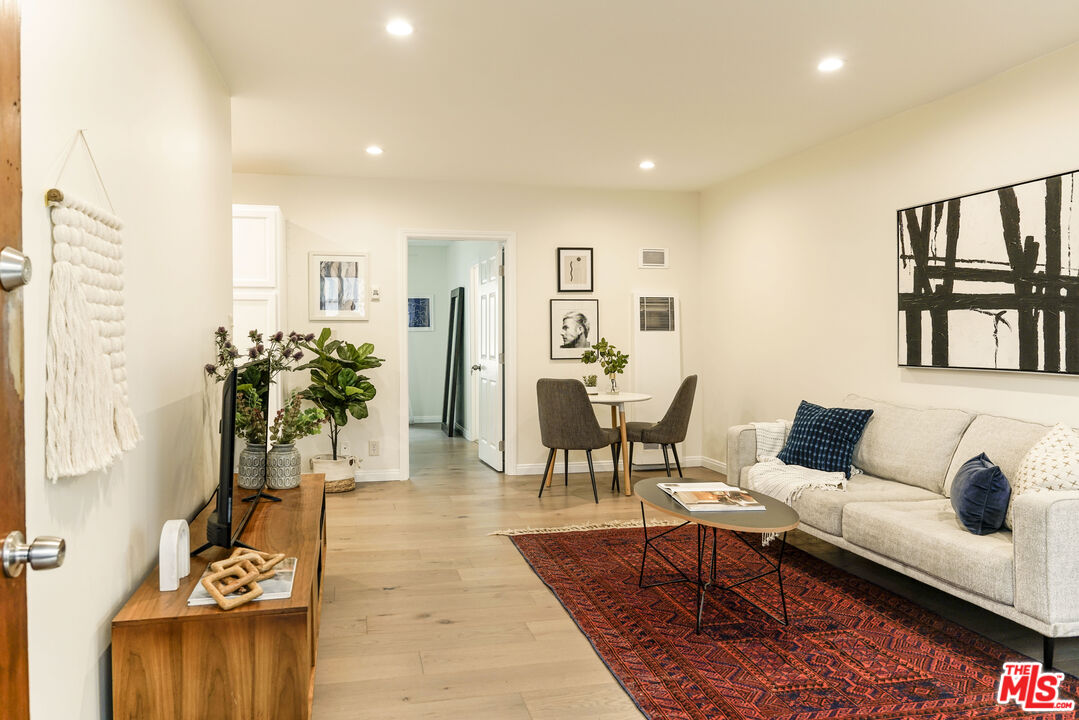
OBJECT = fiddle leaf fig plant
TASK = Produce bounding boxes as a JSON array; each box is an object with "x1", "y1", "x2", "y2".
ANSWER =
[{"x1": 297, "y1": 328, "x2": 385, "y2": 460}]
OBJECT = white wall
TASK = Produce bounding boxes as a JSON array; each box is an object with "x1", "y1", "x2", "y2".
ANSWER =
[
  {"x1": 20, "y1": 1, "x2": 232, "y2": 718},
  {"x1": 699, "y1": 42, "x2": 1079, "y2": 463},
  {"x1": 233, "y1": 173, "x2": 703, "y2": 476},
  {"x1": 407, "y1": 244, "x2": 449, "y2": 422}
]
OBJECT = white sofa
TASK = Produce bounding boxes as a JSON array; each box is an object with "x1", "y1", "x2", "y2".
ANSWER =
[{"x1": 727, "y1": 395, "x2": 1079, "y2": 665}]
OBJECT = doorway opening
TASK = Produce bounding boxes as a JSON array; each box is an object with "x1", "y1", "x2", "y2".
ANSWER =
[{"x1": 399, "y1": 231, "x2": 516, "y2": 480}]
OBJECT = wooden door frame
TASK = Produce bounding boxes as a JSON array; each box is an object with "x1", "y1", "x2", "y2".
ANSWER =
[
  {"x1": 397, "y1": 230, "x2": 516, "y2": 480},
  {"x1": 0, "y1": 0, "x2": 29, "y2": 716}
]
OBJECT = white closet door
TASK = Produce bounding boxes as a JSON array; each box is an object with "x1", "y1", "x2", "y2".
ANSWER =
[{"x1": 232, "y1": 205, "x2": 286, "y2": 415}]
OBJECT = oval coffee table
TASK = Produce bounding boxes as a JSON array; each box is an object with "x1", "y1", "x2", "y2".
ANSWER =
[{"x1": 634, "y1": 478, "x2": 799, "y2": 631}]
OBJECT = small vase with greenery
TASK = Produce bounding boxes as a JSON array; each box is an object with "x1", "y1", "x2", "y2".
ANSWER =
[
  {"x1": 297, "y1": 328, "x2": 385, "y2": 492},
  {"x1": 266, "y1": 392, "x2": 326, "y2": 491},
  {"x1": 580, "y1": 338, "x2": 629, "y2": 393},
  {"x1": 582, "y1": 374, "x2": 598, "y2": 390}
]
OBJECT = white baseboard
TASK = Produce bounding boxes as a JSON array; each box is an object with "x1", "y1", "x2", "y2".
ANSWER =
[
  {"x1": 409, "y1": 416, "x2": 441, "y2": 424},
  {"x1": 355, "y1": 469, "x2": 405, "y2": 482},
  {"x1": 513, "y1": 455, "x2": 727, "y2": 477},
  {"x1": 692, "y1": 455, "x2": 727, "y2": 475}
]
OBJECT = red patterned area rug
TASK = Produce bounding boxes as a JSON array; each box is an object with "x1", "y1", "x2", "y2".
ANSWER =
[{"x1": 509, "y1": 525, "x2": 1079, "y2": 720}]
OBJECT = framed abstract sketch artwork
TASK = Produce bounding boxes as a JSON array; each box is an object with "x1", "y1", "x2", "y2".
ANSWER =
[
  {"x1": 550, "y1": 298, "x2": 599, "y2": 359},
  {"x1": 408, "y1": 296, "x2": 433, "y2": 331},
  {"x1": 309, "y1": 252, "x2": 368, "y2": 321},
  {"x1": 898, "y1": 169, "x2": 1079, "y2": 374},
  {"x1": 557, "y1": 247, "x2": 593, "y2": 292}
]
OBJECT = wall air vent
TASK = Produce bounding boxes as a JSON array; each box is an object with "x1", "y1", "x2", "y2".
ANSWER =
[
  {"x1": 639, "y1": 296, "x2": 675, "y2": 332},
  {"x1": 639, "y1": 248, "x2": 669, "y2": 268}
]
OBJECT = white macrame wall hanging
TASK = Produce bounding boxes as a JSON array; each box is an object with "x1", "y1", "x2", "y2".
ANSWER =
[{"x1": 45, "y1": 189, "x2": 140, "y2": 480}]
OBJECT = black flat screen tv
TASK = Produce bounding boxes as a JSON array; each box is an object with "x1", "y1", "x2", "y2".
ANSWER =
[
  {"x1": 207, "y1": 368, "x2": 237, "y2": 549},
  {"x1": 193, "y1": 366, "x2": 266, "y2": 556}
]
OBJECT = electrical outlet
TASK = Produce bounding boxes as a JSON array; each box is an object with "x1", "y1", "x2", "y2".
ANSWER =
[
  {"x1": 368, "y1": 439, "x2": 380, "y2": 457},
  {"x1": 339, "y1": 441, "x2": 350, "y2": 456}
]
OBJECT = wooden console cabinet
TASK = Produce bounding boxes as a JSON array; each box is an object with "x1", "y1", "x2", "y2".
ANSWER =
[{"x1": 112, "y1": 474, "x2": 326, "y2": 719}]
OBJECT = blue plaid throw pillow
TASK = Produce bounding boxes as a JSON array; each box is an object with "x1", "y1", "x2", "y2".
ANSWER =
[{"x1": 777, "y1": 400, "x2": 873, "y2": 478}]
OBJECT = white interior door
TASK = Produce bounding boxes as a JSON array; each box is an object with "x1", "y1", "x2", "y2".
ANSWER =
[
  {"x1": 232, "y1": 204, "x2": 285, "y2": 415},
  {"x1": 477, "y1": 252, "x2": 503, "y2": 471}
]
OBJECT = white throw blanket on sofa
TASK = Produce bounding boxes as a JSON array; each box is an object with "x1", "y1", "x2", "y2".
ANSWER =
[{"x1": 746, "y1": 457, "x2": 848, "y2": 507}]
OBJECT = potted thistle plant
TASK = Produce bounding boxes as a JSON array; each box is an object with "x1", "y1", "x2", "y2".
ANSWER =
[
  {"x1": 266, "y1": 391, "x2": 326, "y2": 490},
  {"x1": 204, "y1": 326, "x2": 311, "y2": 488},
  {"x1": 580, "y1": 338, "x2": 629, "y2": 394},
  {"x1": 297, "y1": 328, "x2": 385, "y2": 493}
]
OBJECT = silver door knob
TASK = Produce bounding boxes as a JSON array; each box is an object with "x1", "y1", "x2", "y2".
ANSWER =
[
  {"x1": 0, "y1": 247, "x2": 31, "y2": 291},
  {"x1": 2, "y1": 531, "x2": 65, "y2": 577},
  {"x1": 470, "y1": 364, "x2": 482, "y2": 372}
]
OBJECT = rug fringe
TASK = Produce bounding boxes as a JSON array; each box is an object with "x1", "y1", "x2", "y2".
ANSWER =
[{"x1": 488, "y1": 518, "x2": 681, "y2": 536}]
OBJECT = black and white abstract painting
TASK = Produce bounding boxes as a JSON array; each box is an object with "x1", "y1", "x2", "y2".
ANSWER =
[
  {"x1": 557, "y1": 247, "x2": 593, "y2": 292},
  {"x1": 898, "y1": 169, "x2": 1079, "y2": 374}
]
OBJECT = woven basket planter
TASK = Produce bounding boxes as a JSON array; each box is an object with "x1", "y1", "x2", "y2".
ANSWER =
[{"x1": 311, "y1": 454, "x2": 359, "y2": 493}]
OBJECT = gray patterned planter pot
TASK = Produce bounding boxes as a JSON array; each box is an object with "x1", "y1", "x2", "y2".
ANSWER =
[
  {"x1": 266, "y1": 443, "x2": 302, "y2": 490},
  {"x1": 237, "y1": 442, "x2": 266, "y2": 489}
]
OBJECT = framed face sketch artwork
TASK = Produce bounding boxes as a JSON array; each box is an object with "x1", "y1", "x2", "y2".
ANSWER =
[
  {"x1": 309, "y1": 252, "x2": 368, "y2": 321},
  {"x1": 557, "y1": 247, "x2": 593, "y2": 292},
  {"x1": 550, "y1": 298, "x2": 599, "y2": 359}
]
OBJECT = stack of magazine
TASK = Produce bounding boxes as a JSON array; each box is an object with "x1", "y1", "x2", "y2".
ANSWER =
[{"x1": 657, "y1": 482, "x2": 765, "y2": 512}]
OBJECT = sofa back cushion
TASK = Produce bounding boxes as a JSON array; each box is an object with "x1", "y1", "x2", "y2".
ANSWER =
[
  {"x1": 943, "y1": 415, "x2": 1049, "y2": 500},
  {"x1": 838, "y1": 395, "x2": 973, "y2": 493}
]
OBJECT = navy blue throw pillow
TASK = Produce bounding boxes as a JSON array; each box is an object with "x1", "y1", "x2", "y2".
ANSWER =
[
  {"x1": 776, "y1": 401, "x2": 873, "y2": 478},
  {"x1": 950, "y1": 453, "x2": 1011, "y2": 535}
]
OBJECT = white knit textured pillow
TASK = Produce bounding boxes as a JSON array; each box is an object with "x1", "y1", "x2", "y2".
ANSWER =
[{"x1": 1007, "y1": 423, "x2": 1079, "y2": 528}]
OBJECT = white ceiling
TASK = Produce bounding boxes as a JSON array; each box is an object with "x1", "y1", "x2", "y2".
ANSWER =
[{"x1": 183, "y1": 0, "x2": 1079, "y2": 191}]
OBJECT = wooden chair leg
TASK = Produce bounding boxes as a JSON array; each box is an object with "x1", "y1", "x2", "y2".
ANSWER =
[
  {"x1": 610, "y1": 443, "x2": 620, "y2": 492},
  {"x1": 586, "y1": 450, "x2": 598, "y2": 503},
  {"x1": 564, "y1": 449, "x2": 569, "y2": 486},
  {"x1": 672, "y1": 444, "x2": 683, "y2": 478},
  {"x1": 661, "y1": 444, "x2": 672, "y2": 477},
  {"x1": 539, "y1": 448, "x2": 555, "y2": 498}
]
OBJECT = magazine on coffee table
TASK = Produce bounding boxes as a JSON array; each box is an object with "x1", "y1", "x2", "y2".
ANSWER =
[
  {"x1": 657, "y1": 483, "x2": 765, "y2": 512},
  {"x1": 187, "y1": 557, "x2": 297, "y2": 606}
]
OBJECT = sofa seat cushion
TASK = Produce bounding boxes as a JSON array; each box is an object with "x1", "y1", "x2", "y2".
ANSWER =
[
  {"x1": 838, "y1": 395, "x2": 973, "y2": 493},
  {"x1": 843, "y1": 499, "x2": 1014, "y2": 605},
  {"x1": 792, "y1": 475, "x2": 942, "y2": 536}
]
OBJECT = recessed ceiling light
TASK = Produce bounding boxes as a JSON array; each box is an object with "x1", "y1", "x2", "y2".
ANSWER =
[
  {"x1": 639, "y1": 160, "x2": 655, "y2": 170},
  {"x1": 817, "y1": 57, "x2": 844, "y2": 73},
  {"x1": 366, "y1": 145, "x2": 383, "y2": 156},
  {"x1": 386, "y1": 19, "x2": 413, "y2": 36}
]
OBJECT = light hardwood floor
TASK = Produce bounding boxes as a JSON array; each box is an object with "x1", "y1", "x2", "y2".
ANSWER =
[{"x1": 313, "y1": 424, "x2": 1078, "y2": 719}]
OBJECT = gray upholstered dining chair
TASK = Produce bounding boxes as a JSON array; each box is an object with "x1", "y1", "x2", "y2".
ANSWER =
[
  {"x1": 536, "y1": 379, "x2": 621, "y2": 503},
  {"x1": 626, "y1": 375, "x2": 698, "y2": 477}
]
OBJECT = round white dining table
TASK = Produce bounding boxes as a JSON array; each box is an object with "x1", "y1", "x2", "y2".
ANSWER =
[{"x1": 580, "y1": 391, "x2": 652, "y2": 496}]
